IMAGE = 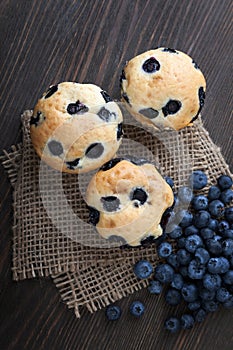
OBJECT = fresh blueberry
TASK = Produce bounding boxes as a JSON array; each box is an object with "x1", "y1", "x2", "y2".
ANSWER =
[
  {"x1": 164, "y1": 176, "x2": 174, "y2": 188},
  {"x1": 180, "y1": 314, "x2": 195, "y2": 329},
  {"x1": 195, "y1": 247, "x2": 210, "y2": 265},
  {"x1": 208, "y1": 218, "x2": 218, "y2": 231},
  {"x1": 217, "y1": 175, "x2": 233, "y2": 190},
  {"x1": 200, "y1": 227, "x2": 214, "y2": 240},
  {"x1": 222, "y1": 229, "x2": 233, "y2": 239},
  {"x1": 205, "y1": 236, "x2": 223, "y2": 256},
  {"x1": 177, "y1": 249, "x2": 192, "y2": 265},
  {"x1": 147, "y1": 280, "x2": 163, "y2": 294},
  {"x1": 217, "y1": 220, "x2": 230, "y2": 234},
  {"x1": 208, "y1": 200, "x2": 225, "y2": 218},
  {"x1": 223, "y1": 296, "x2": 233, "y2": 309},
  {"x1": 203, "y1": 273, "x2": 221, "y2": 291},
  {"x1": 177, "y1": 186, "x2": 193, "y2": 204},
  {"x1": 207, "y1": 257, "x2": 230, "y2": 274},
  {"x1": 208, "y1": 186, "x2": 221, "y2": 201},
  {"x1": 194, "y1": 308, "x2": 207, "y2": 322},
  {"x1": 105, "y1": 305, "x2": 121, "y2": 320},
  {"x1": 188, "y1": 259, "x2": 206, "y2": 279},
  {"x1": 171, "y1": 273, "x2": 184, "y2": 290},
  {"x1": 192, "y1": 195, "x2": 208, "y2": 211},
  {"x1": 216, "y1": 287, "x2": 231, "y2": 303},
  {"x1": 154, "y1": 264, "x2": 175, "y2": 284},
  {"x1": 202, "y1": 300, "x2": 219, "y2": 312},
  {"x1": 165, "y1": 288, "x2": 182, "y2": 306},
  {"x1": 167, "y1": 253, "x2": 180, "y2": 269},
  {"x1": 164, "y1": 317, "x2": 181, "y2": 333},
  {"x1": 199, "y1": 288, "x2": 216, "y2": 301},
  {"x1": 184, "y1": 225, "x2": 199, "y2": 236},
  {"x1": 220, "y1": 189, "x2": 233, "y2": 205},
  {"x1": 223, "y1": 270, "x2": 233, "y2": 285},
  {"x1": 177, "y1": 210, "x2": 193, "y2": 227},
  {"x1": 188, "y1": 300, "x2": 201, "y2": 311},
  {"x1": 133, "y1": 260, "x2": 153, "y2": 279},
  {"x1": 193, "y1": 210, "x2": 210, "y2": 228},
  {"x1": 225, "y1": 207, "x2": 233, "y2": 223},
  {"x1": 168, "y1": 225, "x2": 183, "y2": 239},
  {"x1": 129, "y1": 301, "x2": 145, "y2": 317},
  {"x1": 189, "y1": 170, "x2": 208, "y2": 190},
  {"x1": 222, "y1": 239, "x2": 233, "y2": 256},
  {"x1": 185, "y1": 234, "x2": 203, "y2": 253},
  {"x1": 157, "y1": 242, "x2": 173, "y2": 258},
  {"x1": 181, "y1": 283, "x2": 198, "y2": 302}
]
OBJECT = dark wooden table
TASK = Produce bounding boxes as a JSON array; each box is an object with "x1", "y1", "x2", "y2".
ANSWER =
[{"x1": 0, "y1": 1, "x2": 232, "y2": 349}]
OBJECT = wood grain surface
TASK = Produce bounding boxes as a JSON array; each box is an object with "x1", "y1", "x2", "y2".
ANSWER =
[{"x1": 0, "y1": 0, "x2": 232, "y2": 349}]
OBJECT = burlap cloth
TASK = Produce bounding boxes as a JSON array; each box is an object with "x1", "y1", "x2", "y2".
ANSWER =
[{"x1": 1, "y1": 108, "x2": 232, "y2": 317}]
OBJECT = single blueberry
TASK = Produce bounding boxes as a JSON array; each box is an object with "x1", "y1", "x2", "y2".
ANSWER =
[
  {"x1": 171, "y1": 273, "x2": 184, "y2": 290},
  {"x1": 177, "y1": 209, "x2": 193, "y2": 228},
  {"x1": 222, "y1": 239, "x2": 233, "y2": 256},
  {"x1": 44, "y1": 84, "x2": 58, "y2": 99},
  {"x1": 101, "y1": 196, "x2": 120, "y2": 212},
  {"x1": 133, "y1": 260, "x2": 153, "y2": 279},
  {"x1": 206, "y1": 237, "x2": 223, "y2": 256},
  {"x1": 223, "y1": 296, "x2": 233, "y2": 309},
  {"x1": 162, "y1": 100, "x2": 182, "y2": 116},
  {"x1": 220, "y1": 189, "x2": 233, "y2": 205},
  {"x1": 195, "y1": 247, "x2": 210, "y2": 265},
  {"x1": 202, "y1": 300, "x2": 219, "y2": 313},
  {"x1": 207, "y1": 257, "x2": 230, "y2": 274},
  {"x1": 165, "y1": 288, "x2": 182, "y2": 306},
  {"x1": 200, "y1": 227, "x2": 214, "y2": 240},
  {"x1": 147, "y1": 280, "x2": 163, "y2": 294},
  {"x1": 193, "y1": 210, "x2": 210, "y2": 228},
  {"x1": 179, "y1": 266, "x2": 189, "y2": 278},
  {"x1": 142, "y1": 57, "x2": 160, "y2": 73},
  {"x1": 167, "y1": 253, "x2": 180, "y2": 269},
  {"x1": 185, "y1": 234, "x2": 203, "y2": 253},
  {"x1": 180, "y1": 314, "x2": 195, "y2": 330},
  {"x1": 189, "y1": 170, "x2": 208, "y2": 190},
  {"x1": 208, "y1": 200, "x2": 225, "y2": 218},
  {"x1": 67, "y1": 100, "x2": 88, "y2": 114},
  {"x1": 129, "y1": 301, "x2": 145, "y2": 317},
  {"x1": 188, "y1": 259, "x2": 206, "y2": 279},
  {"x1": 217, "y1": 175, "x2": 233, "y2": 190},
  {"x1": 207, "y1": 218, "x2": 218, "y2": 232},
  {"x1": 216, "y1": 287, "x2": 231, "y2": 303},
  {"x1": 191, "y1": 195, "x2": 208, "y2": 211},
  {"x1": 203, "y1": 273, "x2": 221, "y2": 291},
  {"x1": 223, "y1": 270, "x2": 233, "y2": 285},
  {"x1": 168, "y1": 225, "x2": 183, "y2": 239},
  {"x1": 181, "y1": 283, "x2": 198, "y2": 302},
  {"x1": 164, "y1": 317, "x2": 181, "y2": 333},
  {"x1": 222, "y1": 229, "x2": 233, "y2": 239},
  {"x1": 218, "y1": 220, "x2": 230, "y2": 234},
  {"x1": 101, "y1": 90, "x2": 113, "y2": 102},
  {"x1": 105, "y1": 305, "x2": 121, "y2": 321},
  {"x1": 85, "y1": 143, "x2": 104, "y2": 159},
  {"x1": 154, "y1": 263, "x2": 175, "y2": 284},
  {"x1": 208, "y1": 186, "x2": 221, "y2": 201},
  {"x1": 199, "y1": 288, "x2": 216, "y2": 301},
  {"x1": 194, "y1": 308, "x2": 206, "y2": 322},
  {"x1": 188, "y1": 300, "x2": 201, "y2": 311},
  {"x1": 177, "y1": 249, "x2": 192, "y2": 266},
  {"x1": 177, "y1": 237, "x2": 186, "y2": 248},
  {"x1": 48, "y1": 140, "x2": 63, "y2": 156},
  {"x1": 225, "y1": 207, "x2": 233, "y2": 223},
  {"x1": 157, "y1": 242, "x2": 173, "y2": 258},
  {"x1": 184, "y1": 225, "x2": 199, "y2": 236}
]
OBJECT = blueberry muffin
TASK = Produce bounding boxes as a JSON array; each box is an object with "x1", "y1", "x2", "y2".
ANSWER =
[
  {"x1": 120, "y1": 47, "x2": 206, "y2": 131},
  {"x1": 30, "y1": 82, "x2": 123, "y2": 173},
  {"x1": 86, "y1": 157, "x2": 174, "y2": 246}
]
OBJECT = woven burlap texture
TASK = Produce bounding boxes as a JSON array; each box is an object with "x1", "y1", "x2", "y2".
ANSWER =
[{"x1": 1, "y1": 109, "x2": 232, "y2": 317}]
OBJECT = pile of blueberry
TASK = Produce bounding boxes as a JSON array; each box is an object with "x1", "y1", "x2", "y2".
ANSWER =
[{"x1": 105, "y1": 171, "x2": 233, "y2": 333}]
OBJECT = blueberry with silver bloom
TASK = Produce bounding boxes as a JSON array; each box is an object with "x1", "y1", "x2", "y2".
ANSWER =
[
  {"x1": 105, "y1": 305, "x2": 122, "y2": 320},
  {"x1": 133, "y1": 260, "x2": 153, "y2": 279},
  {"x1": 164, "y1": 317, "x2": 181, "y2": 333},
  {"x1": 217, "y1": 175, "x2": 233, "y2": 190},
  {"x1": 129, "y1": 301, "x2": 145, "y2": 317},
  {"x1": 189, "y1": 170, "x2": 208, "y2": 190}
]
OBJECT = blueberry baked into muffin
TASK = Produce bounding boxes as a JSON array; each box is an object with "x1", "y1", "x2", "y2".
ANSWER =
[
  {"x1": 86, "y1": 157, "x2": 174, "y2": 246},
  {"x1": 30, "y1": 82, "x2": 123, "y2": 173},
  {"x1": 120, "y1": 47, "x2": 206, "y2": 131}
]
